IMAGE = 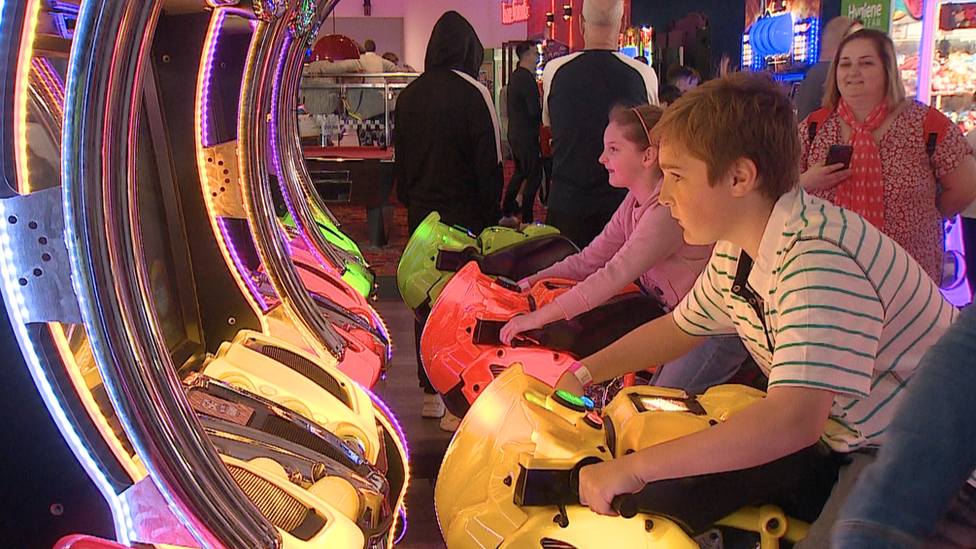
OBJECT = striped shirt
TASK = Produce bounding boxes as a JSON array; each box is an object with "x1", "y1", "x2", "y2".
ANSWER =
[{"x1": 673, "y1": 187, "x2": 956, "y2": 453}]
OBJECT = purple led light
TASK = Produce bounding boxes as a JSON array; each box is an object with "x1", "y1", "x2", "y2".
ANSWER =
[
  {"x1": 360, "y1": 385, "x2": 410, "y2": 545},
  {"x1": 217, "y1": 217, "x2": 273, "y2": 311},
  {"x1": 394, "y1": 506, "x2": 408, "y2": 545},
  {"x1": 50, "y1": 0, "x2": 80, "y2": 39},
  {"x1": 201, "y1": 10, "x2": 227, "y2": 148},
  {"x1": 32, "y1": 58, "x2": 66, "y2": 118},
  {"x1": 362, "y1": 385, "x2": 409, "y2": 461},
  {"x1": 366, "y1": 303, "x2": 393, "y2": 362},
  {"x1": 269, "y1": 35, "x2": 336, "y2": 277},
  {"x1": 942, "y1": 217, "x2": 971, "y2": 307},
  {"x1": 269, "y1": 35, "x2": 288, "y2": 178}
]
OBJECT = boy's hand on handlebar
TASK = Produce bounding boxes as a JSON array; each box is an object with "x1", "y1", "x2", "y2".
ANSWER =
[{"x1": 578, "y1": 456, "x2": 645, "y2": 516}]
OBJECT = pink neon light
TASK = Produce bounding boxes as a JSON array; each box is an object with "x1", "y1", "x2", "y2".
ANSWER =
[{"x1": 217, "y1": 217, "x2": 273, "y2": 311}]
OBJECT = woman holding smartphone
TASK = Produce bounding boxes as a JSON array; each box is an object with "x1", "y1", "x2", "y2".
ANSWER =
[{"x1": 798, "y1": 29, "x2": 976, "y2": 283}]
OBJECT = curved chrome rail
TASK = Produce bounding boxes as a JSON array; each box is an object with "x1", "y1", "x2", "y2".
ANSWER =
[
  {"x1": 272, "y1": 6, "x2": 350, "y2": 279},
  {"x1": 238, "y1": 8, "x2": 347, "y2": 360},
  {"x1": 62, "y1": 1, "x2": 280, "y2": 547}
]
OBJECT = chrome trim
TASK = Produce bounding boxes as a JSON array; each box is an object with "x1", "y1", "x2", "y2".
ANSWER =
[
  {"x1": 61, "y1": 1, "x2": 279, "y2": 547},
  {"x1": 273, "y1": 13, "x2": 349, "y2": 277},
  {"x1": 0, "y1": 188, "x2": 81, "y2": 323},
  {"x1": 238, "y1": 11, "x2": 346, "y2": 359}
]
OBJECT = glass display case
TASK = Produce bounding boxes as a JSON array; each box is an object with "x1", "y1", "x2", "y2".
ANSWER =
[
  {"x1": 928, "y1": 2, "x2": 976, "y2": 134},
  {"x1": 299, "y1": 72, "x2": 417, "y2": 151},
  {"x1": 298, "y1": 72, "x2": 417, "y2": 246}
]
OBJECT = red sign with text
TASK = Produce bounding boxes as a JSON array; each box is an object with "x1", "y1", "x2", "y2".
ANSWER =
[{"x1": 502, "y1": 0, "x2": 530, "y2": 24}]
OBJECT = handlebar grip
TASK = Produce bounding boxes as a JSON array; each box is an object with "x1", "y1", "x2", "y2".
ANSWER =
[{"x1": 612, "y1": 495, "x2": 639, "y2": 519}]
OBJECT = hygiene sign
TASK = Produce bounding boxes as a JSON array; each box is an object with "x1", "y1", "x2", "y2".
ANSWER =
[{"x1": 842, "y1": 0, "x2": 891, "y2": 32}]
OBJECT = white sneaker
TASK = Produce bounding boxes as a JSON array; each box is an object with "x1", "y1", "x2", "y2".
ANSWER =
[
  {"x1": 422, "y1": 393, "x2": 446, "y2": 419},
  {"x1": 439, "y1": 411, "x2": 461, "y2": 432},
  {"x1": 498, "y1": 215, "x2": 520, "y2": 229}
]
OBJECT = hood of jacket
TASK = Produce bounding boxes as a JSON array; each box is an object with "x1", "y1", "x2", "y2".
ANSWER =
[{"x1": 424, "y1": 11, "x2": 483, "y2": 77}]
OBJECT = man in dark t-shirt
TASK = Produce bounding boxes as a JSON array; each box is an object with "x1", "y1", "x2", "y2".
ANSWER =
[
  {"x1": 502, "y1": 41, "x2": 544, "y2": 225},
  {"x1": 542, "y1": 0, "x2": 658, "y2": 247}
]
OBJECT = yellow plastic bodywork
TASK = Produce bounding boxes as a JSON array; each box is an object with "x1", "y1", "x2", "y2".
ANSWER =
[
  {"x1": 221, "y1": 455, "x2": 365, "y2": 549},
  {"x1": 200, "y1": 330, "x2": 382, "y2": 465},
  {"x1": 603, "y1": 384, "x2": 766, "y2": 454},
  {"x1": 436, "y1": 366, "x2": 809, "y2": 549},
  {"x1": 435, "y1": 365, "x2": 697, "y2": 549}
]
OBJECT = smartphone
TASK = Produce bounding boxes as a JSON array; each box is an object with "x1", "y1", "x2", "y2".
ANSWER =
[{"x1": 826, "y1": 144, "x2": 854, "y2": 169}]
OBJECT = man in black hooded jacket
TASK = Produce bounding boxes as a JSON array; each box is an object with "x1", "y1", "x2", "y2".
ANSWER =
[
  {"x1": 395, "y1": 11, "x2": 503, "y2": 236},
  {"x1": 394, "y1": 11, "x2": 503, "y2": 427}
]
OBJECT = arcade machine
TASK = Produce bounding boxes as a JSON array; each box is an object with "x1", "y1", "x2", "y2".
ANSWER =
[
  {"x1": 619, "y1": 25, "x2": 654, "y2": 64},
  {"x1": 0, "y1": 1, "x2": 409, "y2": 548},
  {"x1": 194, "y1": 11, "x2": 393, "y2": 388},
  {"x1": 911, "y1": 0, "x2": 974, "y2": 305},
  {"x1": 920, "y1": 2, "x2": 976, "y2": 135},
  {"x1": 742, "y1": 0, "x2": 821, "y2": 90}
]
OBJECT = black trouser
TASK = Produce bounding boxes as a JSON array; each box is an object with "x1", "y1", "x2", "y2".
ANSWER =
[
  {"x1": 414, "y1": 319, "x2": 436, "y2": 394},
  {"x1": 545, "y1": 207, "x2": 617, "y2": 249},
  {"x1": 502, "y1": 136, "x2": 543, "y2": 223}
]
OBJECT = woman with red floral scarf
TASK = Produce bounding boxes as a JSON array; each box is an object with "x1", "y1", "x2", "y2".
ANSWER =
[{"x1": 798, "y1": 29, "x2": 976, "y2": 284}]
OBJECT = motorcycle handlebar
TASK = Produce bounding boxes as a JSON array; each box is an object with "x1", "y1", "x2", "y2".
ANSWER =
[{"x1": 570, "y1": 457, "x2": 639, "y2": 518}]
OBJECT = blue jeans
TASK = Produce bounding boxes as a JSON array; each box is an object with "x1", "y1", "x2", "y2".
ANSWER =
[
  {"x1": 832, "y1": 305, "x2": 976, "y2": 549},
  {"x1": 651, "y1": 335, "x2": 749, "y2": 394}
]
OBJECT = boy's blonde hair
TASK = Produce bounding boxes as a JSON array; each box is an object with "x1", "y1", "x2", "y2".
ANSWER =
[{"x1": 649, "y1": 71, "x2": 800, "y2": 200}]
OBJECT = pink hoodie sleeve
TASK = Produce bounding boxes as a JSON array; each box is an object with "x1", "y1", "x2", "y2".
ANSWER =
[
  {"x1": 526, "y1": 200, "x2": 630, "y2": 286},
  {"x1": 551, "y1": 196, "x2": 686, "y2": 319}
]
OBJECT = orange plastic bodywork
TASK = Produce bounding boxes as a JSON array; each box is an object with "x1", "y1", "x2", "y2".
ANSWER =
[
  {"x1": 421, "y1": 263, "x2": 576, "y2": 406},
  {"x1": 283, "y1": 242, "x2": 389, "y2": 387},
  {"x1": 421, "y1": 262, "x2": 643, "y2": 410}
]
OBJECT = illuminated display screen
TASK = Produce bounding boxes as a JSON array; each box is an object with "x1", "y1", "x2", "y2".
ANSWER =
[
  {"x1": 631, "y1": 393, "x2": 707, "y2": 415},
  {"x1": 638, "y1": 396, "x2": 689, "y2": 413}
]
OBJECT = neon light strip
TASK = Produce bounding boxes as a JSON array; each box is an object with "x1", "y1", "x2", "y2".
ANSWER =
[
  {"x1": 361, "y1": 385, "x2": 410, "y2": 543},
  {"x1": 200, "y1": 10, "x2": 226, "y2": 148},
  {"x1": 0, "y1": 0, "x2": 133, "y2": 541},
  {"x1": 194, "y1": 9, "x2": 272, "y2": 324},
  {"x1": 14, "y1": 0, "x2": 41, "y2": 194},
  {"x1": 51, "y1": 324, "x2": 147, "y2": 481},
  {"x1": 268, "y1": 36, "x2": 287, "y2": 178},
  {"x1": 917, "y1": 0, "x2": 938, "y2": 104},
  {"x1": 50, "y1": 1, "x2": 80, "y2": 40},
  {"x1": 21, "y1": 46, "x2": 141, "y2": 482},
  {"x1": 269, "y1": 35, "x2": 338, "y2": 280},
  {"x1": 217, "y1": 217, "x2": 273, "y2": 311},
  {"x1": 33, "y1": 57, "x2": 67, "y2": 116},
  {"x1": 49, "y1": 0, "x2": 80, "y2": 13},
  {"x1": 394, "y1": 506, "x2": 408, "y2": 545},
  {"x1": 366, "y1": 301, "x2": 392, "y2": 362}
]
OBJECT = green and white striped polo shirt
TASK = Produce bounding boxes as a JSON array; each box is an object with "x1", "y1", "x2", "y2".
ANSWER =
[{"x1": 673, "y1": 187, "x2": 957, "y2": 453}]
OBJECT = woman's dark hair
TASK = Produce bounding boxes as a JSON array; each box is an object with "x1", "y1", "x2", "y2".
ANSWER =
[{"x1": 607, "y1": 103, "x2": 664, "y2": 150}]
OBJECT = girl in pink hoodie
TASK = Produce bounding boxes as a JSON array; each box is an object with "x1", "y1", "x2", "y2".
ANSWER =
[{"x1": 501, "y1": 104, "x2": 749, "y2": 393}]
